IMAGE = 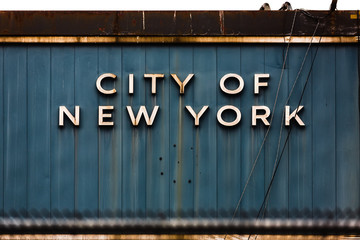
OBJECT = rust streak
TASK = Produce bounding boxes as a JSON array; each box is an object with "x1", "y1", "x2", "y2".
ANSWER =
[{"x1": 219, "y1": 11, "x2": 225, "y2": 35}]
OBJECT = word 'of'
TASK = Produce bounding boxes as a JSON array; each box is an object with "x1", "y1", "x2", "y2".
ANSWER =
[{"x1": 59, "y1": 73, "x2": 305, "y2": 127}]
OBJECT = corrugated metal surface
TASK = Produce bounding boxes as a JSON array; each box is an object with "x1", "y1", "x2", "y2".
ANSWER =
[{"x1": 0, "y1": 44, "x2": 359, "y2": 221}]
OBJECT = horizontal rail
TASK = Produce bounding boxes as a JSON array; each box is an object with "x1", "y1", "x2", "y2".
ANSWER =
[
  {"x1": 0, "y1": 219, "x2": 359, "y2": 235},
  {"x1": 0, "y1": 36, "x2": 358, "y2": 43}
]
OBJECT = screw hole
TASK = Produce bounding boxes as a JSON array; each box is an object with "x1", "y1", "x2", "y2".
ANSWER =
[
  {"x1": 161, "y1": 172, "x2": 164, "y2": 175},
  {"x1": 173, "y1": 144, "x2": 176, "y2": 147},
  {"x1": 173, "y1": 180, "x2": 176, "y2": 183},
  {"x1": 159, "y1": 157, "x2": 162, "y2": 161},
  {"x1": 188, "y1": 180, "x2": 192, "y2": 183}
]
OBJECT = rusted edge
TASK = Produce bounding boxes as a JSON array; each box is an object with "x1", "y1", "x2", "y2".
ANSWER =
[
  {"x1": 0, "y1": 11, "x2": 358, "y2": 37},
  {"x1": 0, "y1": 36, "x2": 357, "y2": 43}
]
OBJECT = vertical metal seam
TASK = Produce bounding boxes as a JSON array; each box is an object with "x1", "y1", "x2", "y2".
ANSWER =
[
  {"x1": 192, "y1": 46, "x2": 195, "y2": 218},
  {"x1": 286, "y1": 45, "x2": 289, "y2": 218},
  {"x1": 26, "y1": 45, "x2": 29, "y2": 218},
  {"x1": 168, "y1": 45, "x2": 170, "y2": 218},
  {"x1": 144, "y1": 46, "x2": 147, "y2": 218},
  {"x1": 287, "y1": 45, "x2": 290, "y2": 219},
  {"x1": 311, "y1": 46, "x2": 314, "y2": 219},
  {"x1": 2, "y1": 46, "x2": 4, "y2": 218},
  {"x1": 215, "y1": 46, "x2": 218, "y2": 218},
  {"x1": 263, "y1": 45, "x2": 266, "y2": 202},
  {"x1": 73, "y1": 46, "x2": 77, "y2": 219},
  {"x1": 121, "y1": 45, "x2": 125, "y2": 217},
  {"x1": 97, "y1": 46, "x2": 100, "y2": 219},
  {"x1": 334, "y1": 46, "x2": 337, "y2": 220},
  {"x1": 238, "y1": 45, "x2": 242, "y2": 219},
  {"x1": 49, "y1": 46, "x2": 52, "y2": 219}
]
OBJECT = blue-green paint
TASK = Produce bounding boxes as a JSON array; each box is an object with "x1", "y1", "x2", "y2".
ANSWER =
[{"x1": 0, "y1": 44, "x2": 358, "y2": 220}]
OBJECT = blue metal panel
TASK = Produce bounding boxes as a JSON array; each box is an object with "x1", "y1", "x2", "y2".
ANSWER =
[
  {"x1": 0, "y1": 47, "x2": 3, "y2": 217},
  {"x1": 4, "y1": 47, "x2": 28, "y2": 218},
  {"x1": 74, "y1": 46, "x2": 99, "y2": 218},
  {"x1": 145, "y1": 46, "x2": 170, "y2": 218},
  {"x1": 27, "y1": 47, "x2": 51, "y2": 218},
  {"x1": 193, "y1": 46, "x2": 217, "y2": 218},
  {"x1": 50, "y1": 47, "x2": 75, "y2": 218},
  {"x1": 288, "y1": 45, "x2": 313, "y2": 218},
  {"x1": 216, "y1": 46, "x2": 241, "y2": 218},
  {"x1": 335, "y1": 46, "x2": 360, "y2": 216},
  {"x1": 0, "y1": 44, "x2": 359, "y2": 221},
  {"x1": 240, "y1": 45, "x2": 265, "y2": 218},
  {"x1": 312, "y1": 46, "x2": 337, "y2": 218},
  {"x1": 169, "y1": 46, "x2": 195, "y2": 218},
  {"x1": 264, "y1": 45, "x2": 289, "y2": 218},
  {"x1": 98, "y1": 46, "x2": 122, "y2": 217},
  {"x1": 122, "y1": 46, "x2": 146, "y2": 218}
]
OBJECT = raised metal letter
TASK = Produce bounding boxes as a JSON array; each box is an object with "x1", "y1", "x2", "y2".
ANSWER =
[
  {"x1": 254, "y1": 73, "x2": 270, "y2": 94},
  {"x1": 126, "y1": 106, "x2": 159, "y2": 126},
  {"x1": 252, "y1": 106, "x2": 271, "y2": 126},
  {"x1": 129, "y1": 74, "x2": 134, "y2": 94},
  {"x1": 217, "y1": 105, "x2": 241, "y2": 126},
  {"x1": 59, "y1": 106, "x2": 80, "y2": 126},
  {"x1": 99, "y1": 106, "x2": 114, "y2": 126},
  {"x1": 171, "y1": 74, "x2": 194, "y2": 94},
  {"x1": 220, "y1": 73, "x2": 244, "y2": 94},
  {"x1": 144, "y1": 74, "x2": 164, "y2": 94},
  {"x1": 96, "y1": 73, "x2": 117, "y2": 95},
  {"x1": 285, "y1": 105, "x2": 305, "y2": 126},
  {"x1": 185, "y1": 105, "x2": 208, "y2": 126}
]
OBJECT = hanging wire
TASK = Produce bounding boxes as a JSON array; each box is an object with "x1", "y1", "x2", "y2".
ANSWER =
[
  {"x1": 262, "y1": 18, "x2": 321, "y2": 220},
  {"x1": 227, "y1": 8, "x2": 337, "y2": 240},
  {"x1": 224, "y1": 10, "x2": 299, "y2": 240},
  {"x1": 248, "y1": 19, "x2": 322, "y2": 240},
  {"x1": 255, "y1": 7, "x2": 338, "y2": 221},
  {"x1": 228, "y1": 9, "x2": 298, "y2": 223}
]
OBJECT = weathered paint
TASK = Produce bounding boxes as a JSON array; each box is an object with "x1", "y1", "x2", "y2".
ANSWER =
[
  {"x1": 0, "y1": 11, "x2": 357, "y2": 37},
  {"x1": 0, "y1": 44, "x2": 359, "y2": 221},
  {"x1": 0, "y1": 36, "x2": 357, "y2": 43}
]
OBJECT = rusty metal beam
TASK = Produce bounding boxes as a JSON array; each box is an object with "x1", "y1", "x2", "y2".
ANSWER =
[
  {"x1": 0, "y1": 36, "x2": 357, "y2": 43},
  {"x1": 0, "y1": 11, "x2": 358, "y2": 39}
]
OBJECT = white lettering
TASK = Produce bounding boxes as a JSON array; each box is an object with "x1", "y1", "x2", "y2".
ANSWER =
[
  {"x1": 144, "y1": 74, "x2": 164, "y2": 94},
  {"x1": 98, "y1": 106, "x2": 114, "y2": 126},
  {"x1": 96, "y1": 73, "x2": 117, "y2": 95},
  {"x1": 126, "y1": 106, "x2": 159, "y2": 126},
  {"x1": 217, "y1": 105, "x2": 241, "y2": 126},
  {"x1": 285, "y1": 105, "x2": 305, "y2": 126},
  {"x1": 252, "y1": 106, "x2": 271, "y2": 126},
  {"x1": 59, "y1": 106, "x2": 80, "y2": 126},
  {"x1": 129, "y1": 74, "x2": 134, "y2": 94},
  {"x1": 220, "y1": 73, "x2": 244, "y2": 95},
  {"x1": 254, "y1": 73, "x2": 270, "y2": 94},
  {"x1": 171, "y1": 74, "x2": 194, "y2": 94},
  {"x1": 185, "y1": 106, "x2": 209, "y2": 126}
]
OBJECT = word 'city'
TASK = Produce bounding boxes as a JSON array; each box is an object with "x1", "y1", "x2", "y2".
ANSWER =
[{"x1": 59, "y1": 73, "x2": 305, "y2": 127}]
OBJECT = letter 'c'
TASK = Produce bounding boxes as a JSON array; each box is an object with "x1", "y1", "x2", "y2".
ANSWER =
[{"x1": 96, "y1": 73, "x2": 117, "y2": 94}]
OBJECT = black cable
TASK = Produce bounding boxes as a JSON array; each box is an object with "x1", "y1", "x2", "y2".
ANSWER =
[
  {"x1": 256, "y1": 21, "x2": 323, "y2": 222},
  {"x1": 246, "y1": 18, "x2": 323, "y2": 240}
]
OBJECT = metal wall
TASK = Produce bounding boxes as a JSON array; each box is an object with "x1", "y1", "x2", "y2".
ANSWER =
[{"x1": 0, "y1": 44, "x2": 359, "y2": 220}]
